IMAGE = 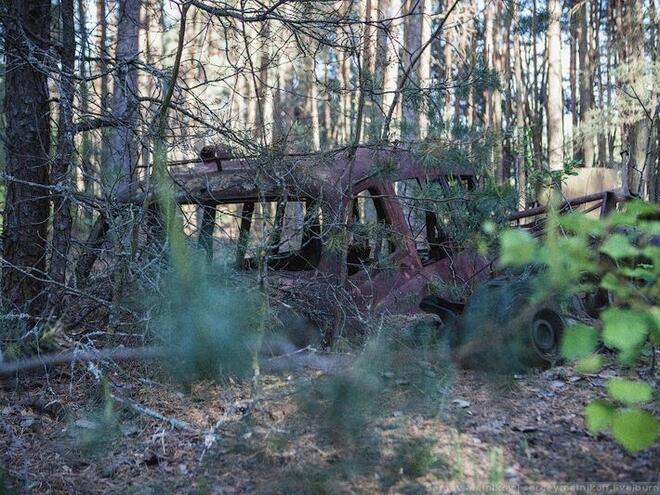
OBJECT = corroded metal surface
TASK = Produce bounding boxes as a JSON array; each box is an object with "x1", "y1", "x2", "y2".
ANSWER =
[{"x1": 120, "y1": 146, "x2": 627, "y2": 319}]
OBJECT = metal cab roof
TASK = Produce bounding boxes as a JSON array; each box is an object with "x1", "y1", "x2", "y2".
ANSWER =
[{"x1": 125, "y1": 146, "x2": 478, "y2": 205}]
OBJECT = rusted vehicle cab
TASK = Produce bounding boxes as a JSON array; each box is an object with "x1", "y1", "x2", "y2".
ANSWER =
[
  {"x1": 148, "y1": 146, "x2": 492, "y2": 320},
  {"x1": 122, "y1": 145, "x2": 625, "y2": 329}
]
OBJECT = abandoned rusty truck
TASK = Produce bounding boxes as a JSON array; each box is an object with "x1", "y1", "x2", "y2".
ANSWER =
[{"x1": 99, "y1": 146, "x2": 627, "y2": 367}]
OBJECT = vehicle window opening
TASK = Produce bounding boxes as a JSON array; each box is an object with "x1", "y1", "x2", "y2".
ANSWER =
[
  {"x1": 394, "y1": 177, "x2": 471, "y2": 264},
  {"x1": 348, "y1": 188, "x2": 394, "y2": 276},
  {"x1": 236, "y1": 198, "x2": 321, "y2": 271}
]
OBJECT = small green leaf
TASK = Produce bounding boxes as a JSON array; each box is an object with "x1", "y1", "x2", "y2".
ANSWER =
[
  {"x1": 601, "y1": 308, "x2": 648, "y2": 352},
  {"x1": 600, "y1": 234, "x2": 639, "y2": 260},
  {"x1": 600, "y1": 273, "x2": 633, "y2": 299},
  {"x1": 561, "y1": 324, "x2": 598, "y2": 360},
  {"x1": 556, "y1": 236, "x2": 598, "y2": 273},
  {"x1": 607, "y1": 201, "x2": 660, "y2": 228},
  {"x1": 640, "y1": 245, "x2": 660, "y2": 266},
  {"x1": 619, "y1": 265, "x2": 655, "y2": 282},
  {"x1": 499, "y1": 230, "x2": 537, "y2": 266},
  {"x1": 607, "y1": 378, "x2": 653, "y2": 406},
  {"x1": 611, "y1": 409, "x2": 658, "y2": 453},
  {"x1": 584, "y1": 401, "x2": 614, "y2": 433},
  {"x1": 558, "y1": 213, "x2": 603, "y2": 235},
  {"x1": 622, "y1": 200, "x2": 660, "y2": 220},
  {"x1": 576, "y1": 354, "x2": 603, "y2": 374},
  {"x1": 648, "y1": 307, "x2": 660, "y2": 344},
  {"x1": 617, "y1": 344, "x2": 643, "y2": 365}
]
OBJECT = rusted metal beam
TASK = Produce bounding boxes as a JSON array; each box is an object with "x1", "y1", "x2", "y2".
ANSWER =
[{"x1": 508, "y1": 190, "x2": 628, "y2": 222}]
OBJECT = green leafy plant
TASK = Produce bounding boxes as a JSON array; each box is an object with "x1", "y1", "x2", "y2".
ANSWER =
[{"x1": 498, "y1": 200, "x2": 659, "y2": 452}]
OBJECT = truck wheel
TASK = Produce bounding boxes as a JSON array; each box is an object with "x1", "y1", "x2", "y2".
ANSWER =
[
  {"x1": 527, "y1": 307, "x2": 565, "y2": 365},
  {"x1": 459, "y1": 277, "x2": 565, "y2": 373}
]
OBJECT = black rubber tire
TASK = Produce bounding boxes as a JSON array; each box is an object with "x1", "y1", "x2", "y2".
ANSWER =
[{"x1": 458, "y1": 277, "x2": 565, "y2": 373}]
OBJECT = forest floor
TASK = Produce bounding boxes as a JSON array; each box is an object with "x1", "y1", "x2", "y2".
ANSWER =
[{"x1": 0, "y1": 355, "x2": 658, "y2": 494}]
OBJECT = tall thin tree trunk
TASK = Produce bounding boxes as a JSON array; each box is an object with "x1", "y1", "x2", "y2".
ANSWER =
[
  {"x1": 359, "y1": 0, "x2": 376, "y2": 142},
  {"x1": 323, "y1": 47, "x2": 333, "y2": 147},
  {"x1": 402, "y1": 0, "x2": 424, "y2": 141},
  {"x1": 546, "y1": 0, "x2": 564, "y2": 174},
  {"x1": 454, "y1": 4, "x2": 468, "y2": 126},
  {"x1": 578, "y1": 0, "x2": 594, "y2": 167},
  {"x1": 513, "y1": 2, "x2": 527, "y2": 209},
  {"x1": 306, "y1": 55, "x2": 321, "y2": 150},
  {"x1": 483, "y1": 0, "x2": 494, "y2": 125},
  {"x1": 606, "y1": 0, "x2": 615, "y2": 166},
  {"x1": 340, "y1": 50, "x2": 351, "y2": 144},
  {"x1": 569, "y1": 0, "x2": 579, "y2": 159},
  {"x1": 502, "y1": 3, "x2": 513, "y2": 182},
  {"x1": 443, "y1": 4, "x2": 454, "y2": 126},
  {"x1": 107, "y1": 0, "x2": 141, "y2": 194},
  {"x1": 624, "y1": 0, "x2": 649, "y2": 195},
  {"x1": 379, "y1": 0, "x2": 402, "y2": 141},
  {"x1": 531, "y1": 0, "x2": 542, "y2": 171},
  {"x1": 97, "y1": 0, "x2": 110, "y2": 170},
  {"x1": 1, "y1": 0, "x2": 52, "y2": 314},
  {"x1": 254, "y1": 18, "x2": 272, "y2": 145},
  {"x1": 418, "y1": 0, "x2": 431, "y2": 139},
  {"x1": 594, "y1": 0, "x2": 607, "y2": 166},
  {"x1": 78, "y1": 0, "x2": 95, "y2": 207},
  {"x1": 491, "y1": 0, "x2": 503, "y2": 179},
  {"x1": 49, "y1": 0, "x2": 76, "y2": 298}
]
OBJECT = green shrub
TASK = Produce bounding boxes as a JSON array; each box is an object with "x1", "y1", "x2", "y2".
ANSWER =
[{"x1": 498, "y1": 200, "x2": 659, "y2": 452}]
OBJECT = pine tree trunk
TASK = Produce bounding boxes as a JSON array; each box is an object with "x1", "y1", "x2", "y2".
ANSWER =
[
  {"x1": 1, "y1": 0, "x2": 52, "y2": 314},
  {"x1": 49, "y1": 0, "x2": 76, "y2": 297},
  {"x1": 358, "y1": 0, "x2": 376, "y2": 142},
  {"x1": 418, "y1": 0, "x2": 431, "y2": 139},
  {"x1": 402, "y1": 0, "x2": 423, "y2": 141},
  {"x1": 625, "y1": 0, "x2": 649, "y2": 196},
  {"x1": 593, "y1": 0, "x2": 607, "y2": 167},
  {"x1": 306, "y1": 55, "x2": 321, "y2": 150},
  {"x1": 492, "y1": 0, "x2": 503, "y2": 180},
  {"x1": 578, "y1": 0, "x2": 594, "y2": 167},
  {"x1": 323, "y1": 47, "x2": 333, "y2": 147},
  {"x1": 378, "y1": 0, "x2": 402, "y2": 141},
  {"x1": 483, "y1": 0, "x2": 494, "y2": 125},
  {"x1": 97, "y1": 0, "x2": 110, "y2": 170},
  {"x1": 569, "y1": 0, "x2": 579, "y2": 159},
  {"x1": 513, "y1": 2, "x2": 527, "y2": 209},
  {"x1": 78, "y1": 0, "x2": 95, "y2": 207},
  {"x1": 107, "y1": 0, "x2": 141, "y2": 195},
  {"x1": 443, "y1": 4, "x2": 454, "y2": 126},
  {"x1": 546, "y1": 0, "x2": 564, "y2": 173}
]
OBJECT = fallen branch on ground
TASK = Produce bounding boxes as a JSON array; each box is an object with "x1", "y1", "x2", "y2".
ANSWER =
[
  {"x1": 0, "y1": 346, "x2": 166, "y2": 377},
  {"x1": 0, "y1": 345, "x2": 348, "y2": 378}
]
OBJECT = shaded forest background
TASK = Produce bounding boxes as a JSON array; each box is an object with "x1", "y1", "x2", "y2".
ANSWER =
[
  {"x1": 0, "y1": 2, "x2": 658, "y2": 492},
  {"x1": 0, "y1": 0, "x2": 658, "y2": 317}
]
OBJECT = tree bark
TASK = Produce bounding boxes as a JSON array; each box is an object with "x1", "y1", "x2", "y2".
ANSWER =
[
  {"x1": 402, "y1": 0, "x2": 424, "y2": 142},
  {"x1": 306, "y1": 55, "x2": 322, "y2": 150},
  {"x1": 107, "y1": 0, "x2": 141, "y2": 195},
  {"x1": 546, "y1": 0, "x2": 564, "y2": 173},
  {"x1": 578, "y1": 0, "x2": 594, "y2": 167},
  {"x1": 358, "y1": 0, "x2": 376, "y2": 142},
  {"x1": 483, "y1": 0, "x2": 494, "y2": 125},
  {"x1": 443, "y1": 3, "x2": 454, "y2": 126},
  {"x1": 49, "y1": 0, "x2": 77, "y2": 301},
  {"x1": 1, "y1": 0, "x2": 52, "y2": 315},
  {"x1": 513, "y1": 2, "x2": 527, "y2": 209},
  {"x1": 569, "y1": 0, "x2": 579, "y2": 159},
  {"x1": 418, "y1": 0, "x2": 431, "y2": 139},
  {"x1": 491, "y1": 0, "x2": 503, "y2": 180},
  {"x1": 624, "y1": 0, "x2": 649, "y2": 196},
  {"x1": 78, "y1": 0, "x2": 95, "y2": 208},
  {"x1": 378, "y1": 0, "x2": 402, "y2": 141},
  {"x1": 97, "y1": 0, "x2": 110, "y2": 170}
]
